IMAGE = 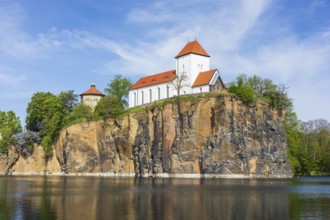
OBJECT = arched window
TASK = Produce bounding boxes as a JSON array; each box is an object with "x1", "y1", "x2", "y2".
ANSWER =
[
  {"x1": 158, "y1": 87, "x2": 160, "y2": 100},
  {"x1": 149, "y1": 89, "x2": 152, "y2": 102},
  {"x1": 141, "y1": 91, "x2": 144, "y2": 104},
  {"x1": 134, "y1": 92, "x2": 136, "y2": 106}
]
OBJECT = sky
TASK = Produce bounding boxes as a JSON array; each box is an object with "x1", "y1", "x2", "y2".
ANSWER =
[{"x1": 1, "y1": 0, "x2": 330, "y2": 125}]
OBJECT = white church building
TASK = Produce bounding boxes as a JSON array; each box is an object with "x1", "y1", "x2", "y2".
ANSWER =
[{"x1": 128, "y1": 40, "x2": 226, "y2": 108}]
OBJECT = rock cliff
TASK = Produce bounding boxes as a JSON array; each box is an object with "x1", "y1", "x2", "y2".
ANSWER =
[{"x1": 0, "y1": 95, "x2": 292, "y2": 177}]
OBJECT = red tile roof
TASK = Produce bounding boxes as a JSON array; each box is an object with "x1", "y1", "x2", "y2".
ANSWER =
[
  {"x1": 130, "y1": 70, "x2": 176, "y2": 90},
  {"x1": 192, "y1": 69, "x2": 217, "y2": 87},
  {"x1": 80, "y1": 84, "x2": 105, "y2": 96},
  {"x1": 175, "y1": 40, "x2": 210, "y2": 58}
]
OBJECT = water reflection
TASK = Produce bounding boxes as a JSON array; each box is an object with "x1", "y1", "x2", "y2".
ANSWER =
[{"x1": 0, "y1": 176, "x2": 329, "y2": 219}]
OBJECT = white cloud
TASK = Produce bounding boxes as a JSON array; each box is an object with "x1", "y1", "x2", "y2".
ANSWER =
[{"x1": 0, "y1": 66, "x2": 25, "y2": 86}]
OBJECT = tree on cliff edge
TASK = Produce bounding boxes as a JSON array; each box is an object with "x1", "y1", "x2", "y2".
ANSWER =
[{"x1": 105, "y1": 75, "x2": 132, "y2": 109}]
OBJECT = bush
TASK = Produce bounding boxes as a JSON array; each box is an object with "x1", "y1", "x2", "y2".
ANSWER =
[
  {"x1": 12, "y1": 131, "x2": 41, "y2": 158},
  {"x1": 41, "y1": 135, "x2": 53, "y2": 158}
]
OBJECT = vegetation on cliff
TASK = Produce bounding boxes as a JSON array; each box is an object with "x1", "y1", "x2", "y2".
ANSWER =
[
  {"x1": 0, "y1": 111, "x2": 22, "y2": 154},
  {"x1": 229, "y1": 74, "x2": 330, "y2": 176}
]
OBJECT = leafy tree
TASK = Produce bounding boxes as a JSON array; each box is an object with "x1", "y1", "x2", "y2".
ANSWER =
[
  {"x1": 228, "y1": 75, "x2": 256, "y2": 103},
  {"x1": 26, "y1": 92, "x2": 57, "y2": 132},
  {"x1": 0, "y1": 110, "x2": 22, "y2": 154},
  {"x1": 25, "y1": 91, "x2": 78, "y2": 157},
  {"x1": 105, "y1": 75, "x2": 132, "y2": 108},
  {"x1": 63, "y1": 103, "x2": 93, "y2": 125},
  {"x1": 0, "y1": 127, "x2": 12, "y2": 154},
  {"x1": 228, "y1": 74, "x2": 292, "y2": 110},
  {"x1": 58, "y1": 90, "x2": 78, "y2": 113},
  {"x1": 94, "y1": 95, "x2": 123, "y2": 120}
]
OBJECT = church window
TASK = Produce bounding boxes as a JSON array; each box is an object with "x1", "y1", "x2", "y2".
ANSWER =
[
  {"x1": 141, "y1": 91, "x2": 144, "y2": 104},
  {"x1": 167, "y1": 86, "x2": 169, "y2": 98},
  {"x1": 134, "y1": 92, "x2": 136, "y2": 106},
  {"x1": 158, "y1": 87, "x2": 160, "y2": 100},
  {"x1": 150, "y1": 89, "x2": 152, "y2": 102}
]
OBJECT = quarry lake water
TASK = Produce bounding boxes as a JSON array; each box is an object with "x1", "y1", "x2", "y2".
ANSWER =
[{"x1": 0, "y1": 176, "x2": 330, "y2": 220}]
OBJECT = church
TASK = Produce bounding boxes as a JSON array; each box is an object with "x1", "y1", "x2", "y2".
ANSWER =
[{"x1": 128, "y1": 40, "x2": 226, "y2": 108}]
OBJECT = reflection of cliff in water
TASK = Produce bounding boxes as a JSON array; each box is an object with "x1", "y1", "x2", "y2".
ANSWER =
[{"x1": 1, "y1": 177, "x2": 330, "y2": 219}]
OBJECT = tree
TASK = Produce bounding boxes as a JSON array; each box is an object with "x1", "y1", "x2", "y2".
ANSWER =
[
  {"x1": 94, "y1": 95, "x2": 123, "y2": 120},
  {"x1": 0, "y1": 110, "x2": 22, "y2": 133},
  {"x1": 228, "y1": 74, "x2": 256, "y2": 103},
  {"x1": 104, "y1": 75, "x2": 132, "y2": 108},
  {"x1": 228, "y1": 74, "x2": 292, "y2": 110},
  {"x1": 26, "y1": 92, "x2": 57, "y2": 132},
  {"x1": 173, "y1": 71, "x2": 188, "y2": 96},
  {"x1": 0, "y1": 110, "x2": 22, "y2": 154},
  {"x1": 58, "y1": 90, "x2": 78, "y2": 113}
]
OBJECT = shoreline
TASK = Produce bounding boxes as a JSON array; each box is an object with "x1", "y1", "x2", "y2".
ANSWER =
[{"x1": 0, "y1": 172, "x2": 292, "y2": 179}]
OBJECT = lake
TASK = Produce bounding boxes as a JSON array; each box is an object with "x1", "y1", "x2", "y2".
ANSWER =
[{"x1": 0, "y1": 176, "x2": 329, "y2": 220}]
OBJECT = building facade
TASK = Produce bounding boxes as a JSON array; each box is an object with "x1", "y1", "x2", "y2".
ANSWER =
[
  {"x1": 128, "y1": 40, "x2": 226, "y2": 108},
  {"x1": 80, "y1": 83, "x2": 105, "y2": 109}
]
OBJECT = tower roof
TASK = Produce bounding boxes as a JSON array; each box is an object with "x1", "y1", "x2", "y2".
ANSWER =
[
  {"x1": 175, "y1": 40, "x2": 210, "y2": 58},
  {"x1": 80, "y1": 83, "x2": 105, "y2": 97}
]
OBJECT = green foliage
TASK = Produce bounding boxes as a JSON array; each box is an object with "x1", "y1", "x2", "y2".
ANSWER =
[
  {"x1": 104, "y1": 75, "x2": 132, "y2": 108},
  {"x1": 0, "y1": 110, "x2": 22, "y2": 154},
  {"x1": 41, "y1": 135, "x2": 53, "y2": 158},
  {"x1": 26, "y1": 92, "x2": 57, "y2": 132},
  {"x1": 0, "y1": 127, "x2": 12, "y2": 154},
  {"x1": 58, "y1": 90, "x2": 78, "y2": 113},
  {"x1": 228, "y1": 74, "x2": 292, "y2": 110},
  {"x1": 285, "y1": 113, "x2": 330, "y2": 176},
  {"x1": 94, "y1": 95, "x2": 123, "y2": 120},
  {"x1": 0, "y1": 110, "x2": 22, "y2": 133},
  {"x1": 25, "y1": 91, "x2": 80, "y2": 157},
  {"x1": 63, "y1": 103, "x2": 93, "y2": 126}
]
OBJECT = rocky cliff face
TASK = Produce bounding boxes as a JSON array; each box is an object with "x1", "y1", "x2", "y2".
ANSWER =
[{"x1": 1, "y1": 95, "x2": 292, "y2": 177}]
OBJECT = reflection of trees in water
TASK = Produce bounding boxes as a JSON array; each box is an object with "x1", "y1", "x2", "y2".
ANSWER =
[{"x1": 1, "y1": 177, "x2": 330, "y2": 219}]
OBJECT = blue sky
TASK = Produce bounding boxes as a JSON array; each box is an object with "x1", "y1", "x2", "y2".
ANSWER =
[{"x1": 1, "y1": 0, "x2": 330, "y2": 124}]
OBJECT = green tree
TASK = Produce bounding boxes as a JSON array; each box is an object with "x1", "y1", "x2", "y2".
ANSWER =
[
  {"x1": 0, "y1": 110, "x2": 22, "y2": 133},
  {"x1": 26, "y1": 91, "x2": 76, "y2": 157},
  {"x1": 0, "y1": 110, "x2": 22, "y2": 154},
  {"x1": 63, "y1": 103, "x2": 93, "y2": 125},
  {"x1": 26, "y1": 92, "x2": 57, "y2": 132},
  {"x1": 228, "y1": 74, "x2": 256, "y2": 103},
  {"x1": 104, "y1": 75, "x2": 132, "y2": 108},
  {"x1": 58, "y1": 90, "x2": 78, "y2": 113},
  {"x1": 94, "y1": 95, "x2": 123, "y2": 120},
  {"x1": 229, "y1": 74, "x2": 292, "y2": 111}
]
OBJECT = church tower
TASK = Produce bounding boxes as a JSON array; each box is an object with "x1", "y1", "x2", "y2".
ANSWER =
[{"x1": 175, "y1": 40, "x2": 210, "y2": 92}]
